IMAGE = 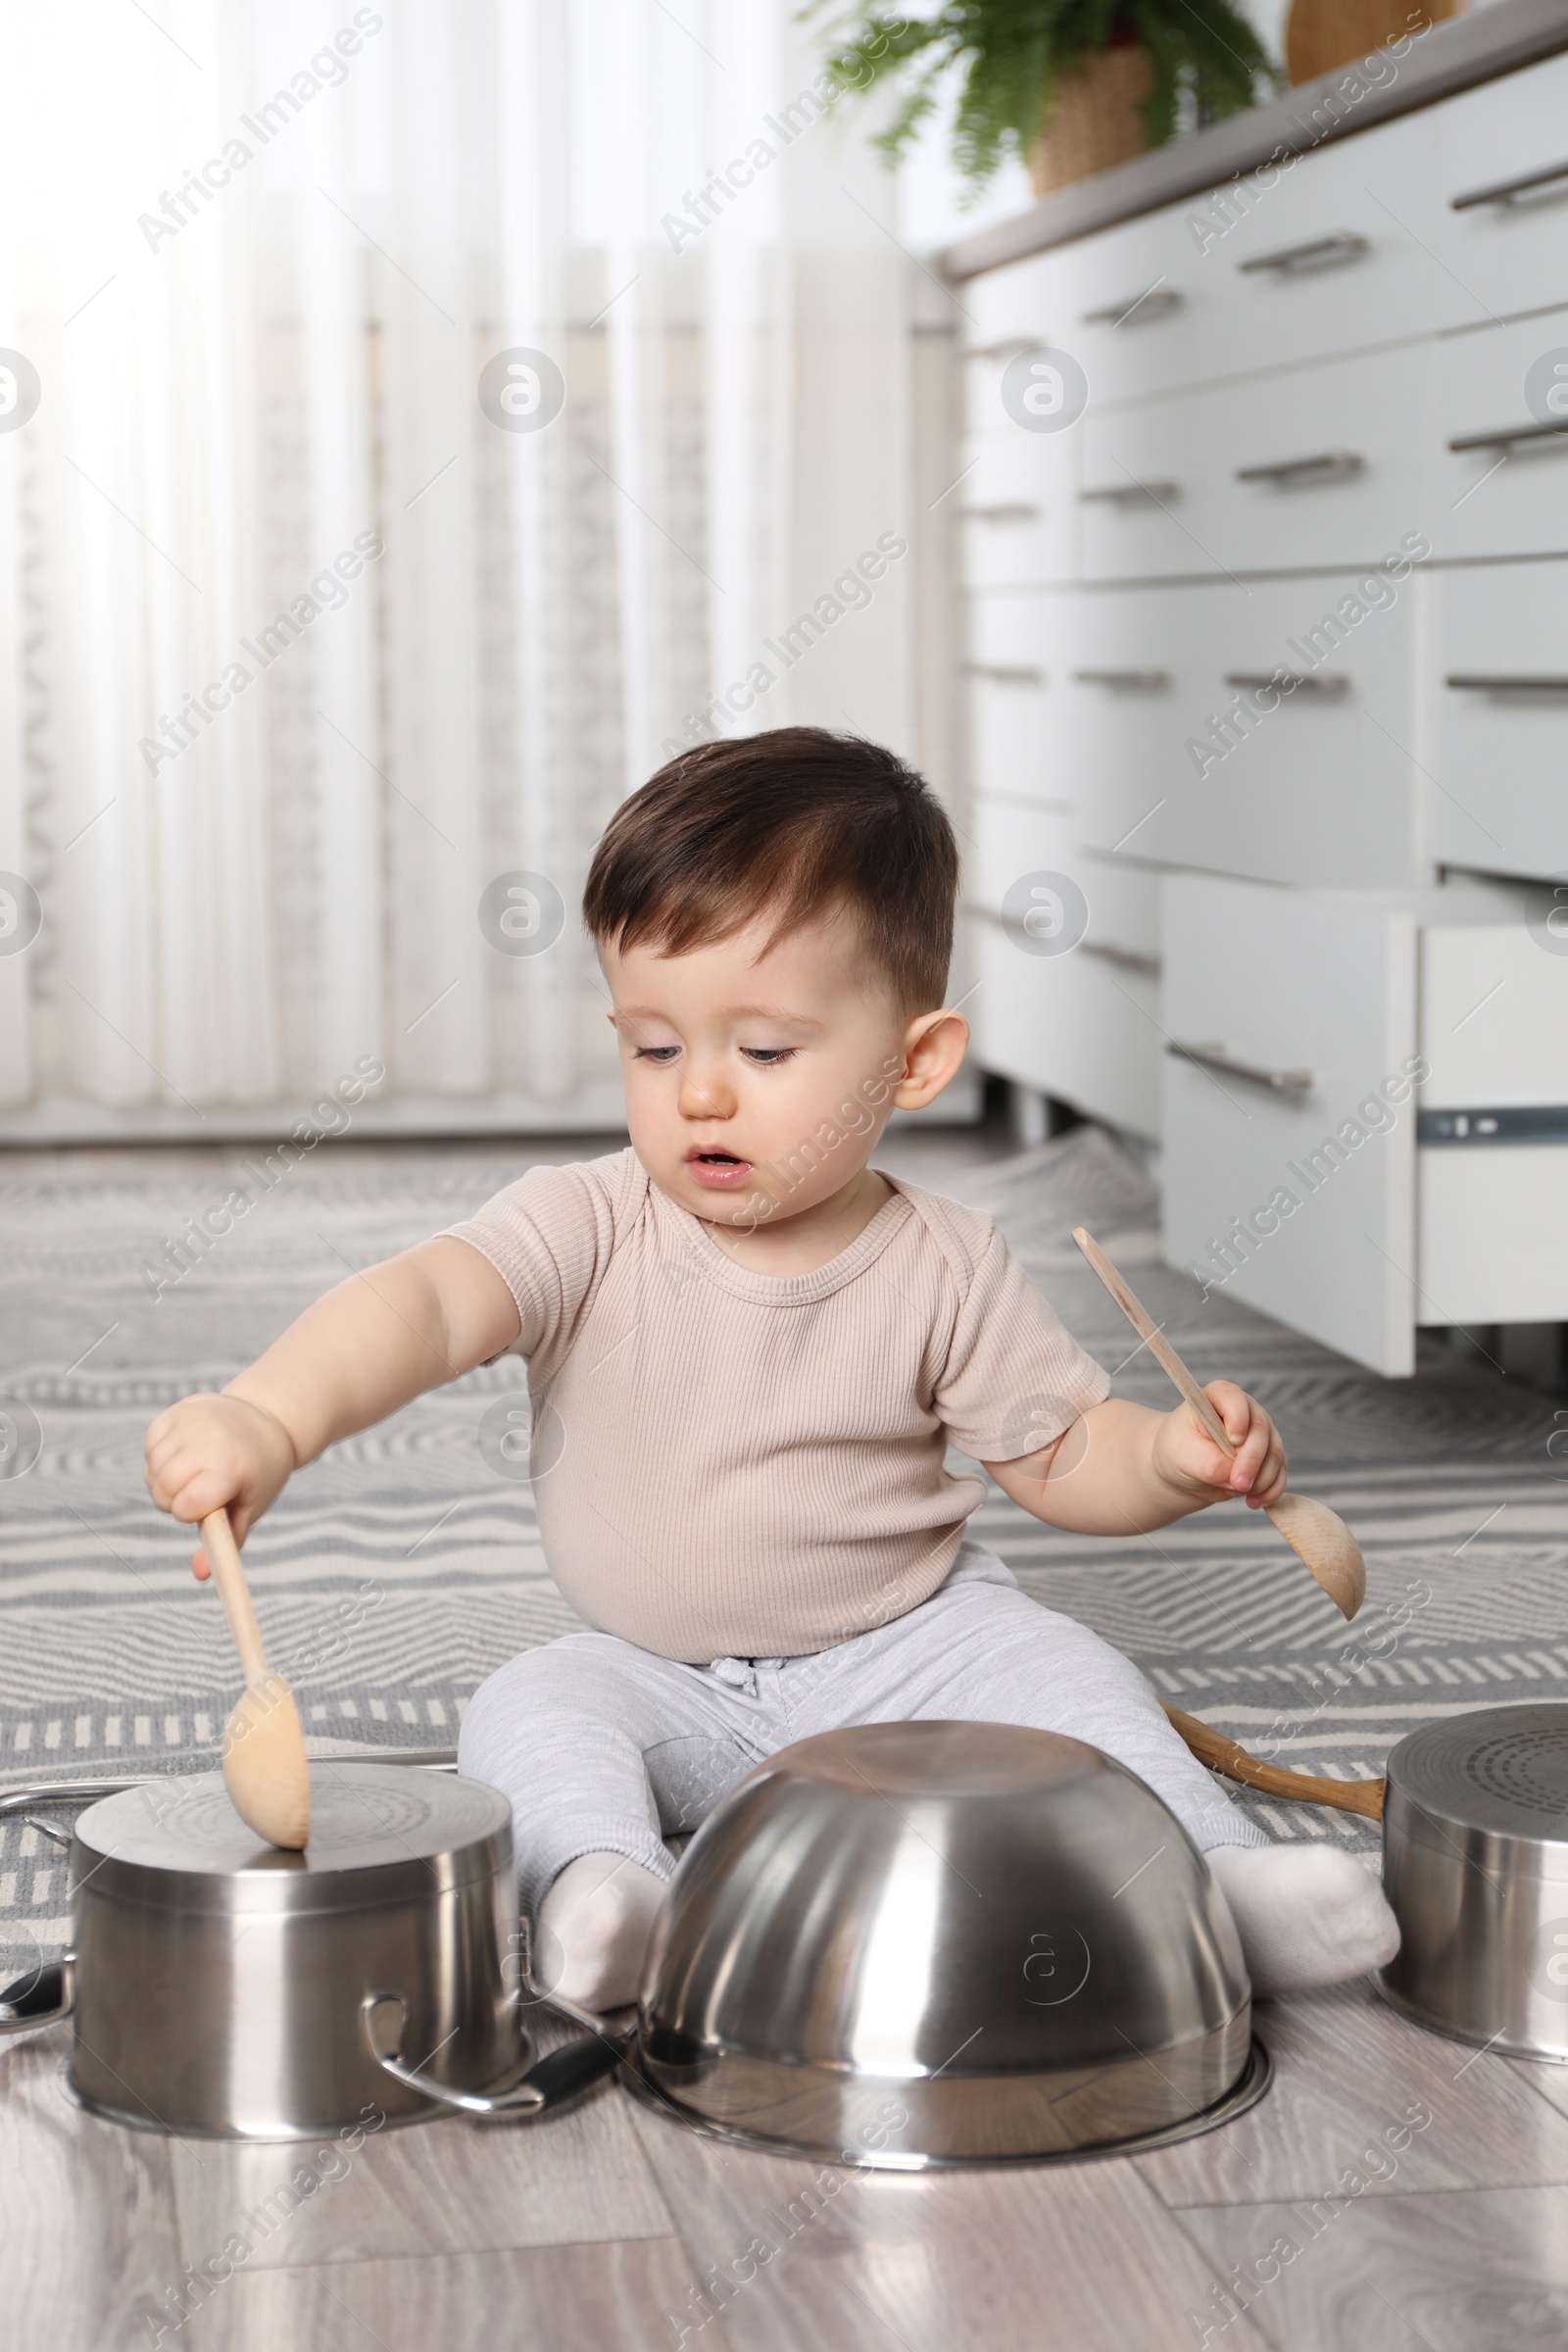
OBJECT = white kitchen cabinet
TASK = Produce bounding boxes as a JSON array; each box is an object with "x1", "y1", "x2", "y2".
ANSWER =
[
  {"x1": 1419, "y1": 921, "x2": 1568, "y2": 1107},
  {"x1": 963, "y1": 591, "x2": 1071, "y2": 808},
  {"x1": 1414, "y1": 916, "x2": 1568, "y2": 1327},
  {"x1": 1417, "y1": 1150, "x2": 1568, "y2": 1324},
  {"x1": 970, "y1": 908, "x2": 1162, "y2": 1138},
  {"x1": 951, "y1": 26, "x2": 1568, "y2": 1362},
  {"x1": 961, "y1": 95, "x2": 1466, "y2": 403},
  {"x1": 1161, "y1": 874, "x2": 1563, "y2": 1373},
  {"x1": 1058, "y1": 573, "x2": 1426, "y2": 886},
  {"x1": 955, "y1": 429, "x2": 1078, "y2": 587},
  {"x1": 968, "y1": 793, "x2": 1161, "y2": 960},
  {"x1": 1435, "y1": 306, "x2": 1568, "y2": 561},
  {"x1": 1432, "y1": 51, "x2": 1568, "y2": 324},
  {"x1": 1079, "y1": 340, "x2": 1431, "y2": 580},
  {"x1": 1427, "y1": 560, "x2": 1568, "y2": 880},
  {"x1": 1200, "y1": 100, "x2": 1458, "y2": 354},
  {"x1": 1161, "y1": 874, "x2": 1420, "y2": 1372}
]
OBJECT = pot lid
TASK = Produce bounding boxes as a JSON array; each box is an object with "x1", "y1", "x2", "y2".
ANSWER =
[
  {"x1": 72, "y1": 1763, "x2": 513, "y2": 1913},
  {"x1": 1387, "y1": 1704, "x2": 1568, "y2": 1840}
]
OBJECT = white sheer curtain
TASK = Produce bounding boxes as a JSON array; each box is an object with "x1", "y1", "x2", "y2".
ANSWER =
[{"x1": 0, "y1": 0, "x2": 926, "y2": 1135}]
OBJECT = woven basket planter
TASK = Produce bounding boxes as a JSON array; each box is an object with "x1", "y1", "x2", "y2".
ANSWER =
[
  {"x1": 1285, "y1": 0, "x2": 1465, "y2": 85},
  {"x1": 1028, "y1": 42, "x2": 1155, "y2": 198}
]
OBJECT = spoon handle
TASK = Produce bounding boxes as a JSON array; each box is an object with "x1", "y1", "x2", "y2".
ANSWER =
[
  {"x1": 1164, "y1": 1704, "x2": 1385, "y2": 1821},
  {"x1": 1071, "y1": 1229, "x2": 1235, "y2": 1457},
  {"x1": 201, "y1": 1505, "x2": 270, "y2": 1687}
]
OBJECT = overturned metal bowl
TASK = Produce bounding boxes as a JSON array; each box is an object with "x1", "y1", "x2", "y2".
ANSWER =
[{"x1": 626, "y1": 1720, "x2": 1267, "y2": 2167}]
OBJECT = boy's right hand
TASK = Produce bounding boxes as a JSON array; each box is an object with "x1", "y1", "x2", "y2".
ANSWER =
[{"x1": 145, "y1": 1393, "x2": 298, "y2": 1580}]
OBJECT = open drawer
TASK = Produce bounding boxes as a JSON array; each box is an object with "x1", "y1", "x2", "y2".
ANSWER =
[{"x1": 1160, "y1": 873, "x2": 1562, "y2": 1374}]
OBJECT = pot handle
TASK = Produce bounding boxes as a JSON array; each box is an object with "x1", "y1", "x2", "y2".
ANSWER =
[
  {"x1": 0, "y1": 1955, "x2": 75, "y2": 2036},
  {"x1": 360, "y1": 1994, "x2": 630, "y2": 2118}
]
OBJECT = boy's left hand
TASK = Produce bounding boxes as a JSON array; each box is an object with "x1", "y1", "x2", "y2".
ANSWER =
[{"x1": 1152, "y1": 1381, "x2": 1286, "y2": 1510}]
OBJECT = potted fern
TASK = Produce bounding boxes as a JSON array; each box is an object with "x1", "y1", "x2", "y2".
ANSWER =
[{"x1": 814, "y1": 2, "x2": 1277, "y2": 197}]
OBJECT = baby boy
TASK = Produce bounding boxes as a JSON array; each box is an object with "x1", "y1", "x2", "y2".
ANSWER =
[{"x1": 145, "y1": 726, "x2": 1397, "y2": 2009}]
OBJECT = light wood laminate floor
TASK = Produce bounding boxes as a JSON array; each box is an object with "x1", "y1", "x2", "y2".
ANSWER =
[{"x1": 6, "y1": 1976, "x2": 1568, "y2": 2352}]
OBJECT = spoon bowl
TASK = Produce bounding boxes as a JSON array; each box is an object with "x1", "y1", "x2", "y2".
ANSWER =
[
  {"x1": 1262, "y1": 1489, "x2": 1366, "y2": 1621},
  {"x1": 222, "y1": 1674, "x2": 313, "y2": 1850},
  {"x1": 202, "y1": 1506, "x2": 312, "y2": 1849},
  {"x1": 1072, "y1": 1228, "x2": 1365, "y2": 1622}
]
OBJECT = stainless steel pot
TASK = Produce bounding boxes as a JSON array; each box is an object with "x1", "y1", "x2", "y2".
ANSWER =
[
  {"x1": 0, "y1": 1760, "x2": 617, "y2": 2138},
  {"x1": 3, "y1": 1724, "x2": 1270, "y2": 2163},
  {"x1": 619, "y1": 1721, "x2": 1268, "y2": 2167},
  {"x1": 1380, "y1": 1701, "x2": 1568, "y2": 2061}
]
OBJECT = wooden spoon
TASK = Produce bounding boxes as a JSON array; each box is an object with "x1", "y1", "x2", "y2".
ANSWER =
[
  {"x1": 1164, "y1": 1702, "x2": 1384, "y2": 1821},
  {"x1": 1072, "y1": 1227, "x2": 1367, "y2": 1621},
  {"x1": 201, "y1": 1505, "x2": 312, "y2": 1849}
]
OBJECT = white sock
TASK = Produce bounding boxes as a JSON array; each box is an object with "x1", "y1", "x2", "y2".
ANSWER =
[
  {"x1": 536, "y1": 1850, "x2": 666, "y2": 2011},
  {"x1": 1206, "y1": 1842, "x2": 1400, "y2": 1998}
]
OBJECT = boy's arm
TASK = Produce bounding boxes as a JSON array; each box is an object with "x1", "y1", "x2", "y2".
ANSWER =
[
  {"x1": 982, "y1": 1385, "x2": 1286, "y2": 1537},
  {"x1": 146, "y1": 1237, "x2": 519, "y2": 1575}
]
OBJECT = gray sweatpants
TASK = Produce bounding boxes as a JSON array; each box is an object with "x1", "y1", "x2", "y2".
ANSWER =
[{"x1": 459, "y1": 1540, "x2": 1264, "y2": 1918}]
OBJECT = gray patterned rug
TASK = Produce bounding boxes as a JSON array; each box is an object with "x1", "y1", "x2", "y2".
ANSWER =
[{"x1": 3, "y1": 1127, "x2": 1564, "y2": 1973}]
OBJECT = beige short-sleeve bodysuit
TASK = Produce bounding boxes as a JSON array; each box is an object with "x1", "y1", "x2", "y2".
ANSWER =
[{"x1": 447, "y1": 1149, "x2": 1108, "y2": 1663}]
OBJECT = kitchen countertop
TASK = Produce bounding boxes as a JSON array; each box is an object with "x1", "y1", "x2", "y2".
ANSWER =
[{"x1": 941, "y1": 0, "x2": 1568, "y2": 279}]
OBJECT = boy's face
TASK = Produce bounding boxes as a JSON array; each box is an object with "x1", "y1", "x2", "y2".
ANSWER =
[{"x1": 603, "y1": 908, "x2": 965, "y2": 1231}]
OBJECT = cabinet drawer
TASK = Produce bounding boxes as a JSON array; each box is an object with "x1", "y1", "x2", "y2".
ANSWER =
[
  {"x1": 1432, "y1": 53, "x2": 1568, "y2": 328},
  {"x1": 1418, "y1": 908, "x2": 1568, "y2": 1318},
  {"x1": 968, "y1": 911, "x2": 1162, "y2": 1137},
  {"x1": 960, "y1": 96, "x2": 1453, "y2": 403},
  {"x1": 1418, "y1": 1148, "x2": 1568, "y2": 1324},
  {"x1": 1161, "y1": 874, "x2": 1420, "y2": 1373},
  {"x1": 956, "y1": 431, "x2": 1076, "y2": 586},
  {"x1": 965, "y1": 795, "x2": 1081, "y2": 919},
  {"x1": 962, "y1": 251, "x2": 1079, "y2": 396},
  {"x1": 1080, "y1": 342, "x2": 1430, "y2": 580},
  {"x1": 1060, "y1": 575, "x2": 1424, "y2": 887},
  {"x1": 1191, "y1": 100, "x2": 1457, "y2": 360},
  {"x1": 1426, "y1": 560, "x2": 1568, "y2": 880},
  {"x1": 1419, "y1": 918, "x2": 1568, "y2": 1107},
  {"x1": 967, "y1": 796, "x2": 1160, "y2": 964},
  {"x1": 964, "y1": 592, "x2": 1072, "y2": 805},
  {"x1": 1161, "y1": 875, "x2": 1564, "y2": 1372},
  {"x1": 1434, "y1": 309, "x2": 1568, "y2": 560}
]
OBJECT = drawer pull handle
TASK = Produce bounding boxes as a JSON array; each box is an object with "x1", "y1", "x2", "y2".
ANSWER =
[
  {"x1": 1167, "y1": 1041, "x2": 1313, "y2": 1095},
  {"x1": 1239, "y1": 230, "x2": 1369, "y2": 273},
  {"x1": 1079, "y1": 480, "x2": 1180, "y2": 505},
  {"x1": 1235, "y1": 450, "x2": 1364, "y2": 485},
  {"x1": 1446, "y1": 672, "x2": 1568, "y2": 693},
  {"x1": 963, "y1": 662, "x2": 1044, "y2": 685},
  {"x1": 1224, "y1": 670, "x2": 1349, "y2": 698},
  {"x1": 956, "y1": 502, "x2": 1042, "y2": 523},
  {"x1": 1447, "y1": 417, "x2": 1568, "y2": 455},
  {"x1": 1451, "y1": 158, "x2": 1568, "y2": 212},
  {"x1": 1081, "y1": 940, "x2": 1161, "y2": 975},
  {"x1": 1081, "y1": 286, "x2": 1185, "y2": 326},
  {"x1": 1072, "y1": 667, "x2": 1171, "y2": 690},
  {"x1": 961, "y1": 337, "x2": 1040, "y2": 362}
]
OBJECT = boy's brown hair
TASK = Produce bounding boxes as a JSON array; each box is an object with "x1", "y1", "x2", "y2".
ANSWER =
[{"x1": 583, "y1": 727, "x2": 957, "y2": 1011}]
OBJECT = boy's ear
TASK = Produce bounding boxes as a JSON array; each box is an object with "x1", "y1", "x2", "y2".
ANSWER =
[{"x1": 892, "y1": 1008, "x2": 970, "y2": 1112}]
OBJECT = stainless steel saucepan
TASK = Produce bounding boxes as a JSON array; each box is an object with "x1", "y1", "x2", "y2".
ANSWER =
[
  {"x1": 0, "y1": 1759, "x2": 613, "y2": 2137},
  {"x1": 1380, "y1": 1701, "x2": 1568, "y2": 2061},
  {"x1": 2, "y1": 1722, "x2": 1270, "y2": 2161}
]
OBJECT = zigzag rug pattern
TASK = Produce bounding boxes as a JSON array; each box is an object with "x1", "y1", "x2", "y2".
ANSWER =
[{"x1": 2, "y1": 1129, "x2": 1563, "y2": 1970}]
